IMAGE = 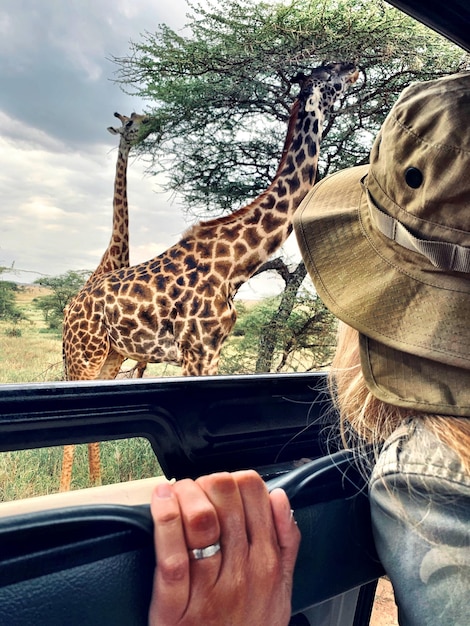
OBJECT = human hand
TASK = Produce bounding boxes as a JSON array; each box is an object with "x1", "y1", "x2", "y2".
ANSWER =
[{"x1": 148, "y1": 470, "x2": 301, "y2": 626}]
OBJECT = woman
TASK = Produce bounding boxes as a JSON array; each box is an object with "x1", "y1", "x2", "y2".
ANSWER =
[{"x1": 149, "y1": 72, "x2": 470, "y2": 625}]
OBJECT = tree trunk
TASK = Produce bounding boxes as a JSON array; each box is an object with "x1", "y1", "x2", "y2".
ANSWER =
[{"x1": 255, "y1": 261, "x2": 307, "y2": 373}]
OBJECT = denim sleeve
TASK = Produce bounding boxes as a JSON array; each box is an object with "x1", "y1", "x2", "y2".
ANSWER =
[{"x1": 369, "y1": 419, "x2": 470, "y2": 626}]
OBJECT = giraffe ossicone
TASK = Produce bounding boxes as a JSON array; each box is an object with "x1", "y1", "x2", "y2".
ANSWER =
[{"x1": 62, "y1": 62, "x2": 358, "y2": 388}]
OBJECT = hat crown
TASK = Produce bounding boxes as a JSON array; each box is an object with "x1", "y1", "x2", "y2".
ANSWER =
[
  {"x1": 294, "y1": 73, "x2": 470, "y2": 415},
  {"x1": 368, "y1": 72, "x2": 470, "y2": 248}
]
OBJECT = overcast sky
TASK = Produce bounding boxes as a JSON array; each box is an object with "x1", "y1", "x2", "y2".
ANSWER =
[{"x1": 0, "y1": 0, "x2": 289, "y2": 298}]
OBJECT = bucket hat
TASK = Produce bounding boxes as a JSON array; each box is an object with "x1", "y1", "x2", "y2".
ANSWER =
[{"x1": 294, "y1": 72, "x2": 470, "y2": 416}]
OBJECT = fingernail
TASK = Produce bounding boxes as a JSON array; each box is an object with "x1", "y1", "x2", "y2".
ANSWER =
[{"x1": 155, "y1": 483, "x2": 173, "y2": 499}]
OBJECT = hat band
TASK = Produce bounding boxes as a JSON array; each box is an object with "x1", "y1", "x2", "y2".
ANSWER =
[{"x1": 366, "y1": 188, "x2": 470, "y2": 274}]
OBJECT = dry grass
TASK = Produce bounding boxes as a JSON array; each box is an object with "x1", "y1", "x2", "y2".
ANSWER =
[
  {"x1": 0, "y1": 330, "x2": 63, "y2": 383},
  {"x1": 0, "y1": 285, "x2": 62, "y2": 383}
]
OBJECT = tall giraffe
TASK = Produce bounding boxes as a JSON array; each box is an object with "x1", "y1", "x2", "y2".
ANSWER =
[
  {"x1": 60, "y1": 112, "x2": 149, "y2": 492},
  {"x1": 62, "y1": 63, "x2": 358, "y2": 385}
]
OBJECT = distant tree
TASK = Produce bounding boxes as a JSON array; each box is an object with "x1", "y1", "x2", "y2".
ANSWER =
[
  {"x1": 34, "y1": 271, "x2": 89, "y2": 331},
  {"x1": 254, "y1": 260, "x2": 308, "y2": 372},
  {"x1": 219, "y1": 301, "x2": 259, "y2": 374},
  {"x1": 0, "y1": 279, "x2": 23, "y2": 322}
]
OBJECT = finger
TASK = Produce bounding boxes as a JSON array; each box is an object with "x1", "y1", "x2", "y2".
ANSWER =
[
  {"x1": 172, "y1": 479, "x2": 222, "y2": 583},
  {"x1": 173, "y1": 479, "x2": 221, "y2": 550},
  {"x1": 196, "y1": 472, "x2": 248, "y2": 567},
  {"x1": 269, "y1": 488, "x2": 301, "y2": 576},
  {"x1": 231, "y1": 470, "x2": 275, "y2": 544},
  {"x1": 149, "y1": 482, "x2": 189, "y2": 624},
  {"x1": 233, "y1": 470, "x2": 289, "y2": 590}
]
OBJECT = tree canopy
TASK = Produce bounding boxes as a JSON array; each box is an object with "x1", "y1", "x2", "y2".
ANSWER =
[
  {"x1": 0, "y1": 279, "x2": 23, "y2": 322},
  {"x1": 113, "y1": 0, "x2": 468, "y2": 216},
  {"x1": 111, "y1": 0, "x2": 469, "y2": 373},
  {"x1": 34, "y1": 271, "x2": 89, "y2": 331}
]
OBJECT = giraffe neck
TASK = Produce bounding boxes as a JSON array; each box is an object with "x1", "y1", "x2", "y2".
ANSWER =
[
  {"x1": 190, "y1": 98, "x2": 326, "y2": 290},
  {"x1": 88, "y1": 142, "x2": 131, "y2": 282}
]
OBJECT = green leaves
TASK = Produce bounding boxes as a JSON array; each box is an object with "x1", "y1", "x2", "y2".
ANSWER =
[
  {"x1": 34, "y1": 270, "x2": 89, "y2": 331},
  {"x1": 0, "y1": 281, "x2": 22, "y2": 322},
  {"x1": 113, "y1": 0, "x2": 468, "y2": 215}
]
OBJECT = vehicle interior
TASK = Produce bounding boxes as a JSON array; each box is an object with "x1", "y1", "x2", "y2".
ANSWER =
[{"x1": 0, "y1": 1, "x2": 468, "y2": 625}]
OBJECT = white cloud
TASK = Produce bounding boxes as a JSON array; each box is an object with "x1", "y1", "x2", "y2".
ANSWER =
[
  {"x1": 0, "y1": 128, "x2": 188, "y2": 278},
  {"x1": 0, "y1": 0, "x2": 290, "y2": 301},
  {"x1": 0, "y1": 113, "x2": 67, "y2": 152}
]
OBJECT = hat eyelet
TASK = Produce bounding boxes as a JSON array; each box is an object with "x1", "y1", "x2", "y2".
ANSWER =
[{"x1": 405, "y1": 167, "x2": 423, "y2": 189}]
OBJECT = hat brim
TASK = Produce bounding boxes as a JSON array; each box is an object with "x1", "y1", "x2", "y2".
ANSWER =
[
  {"x1": 294, "y1": 165, "x2": 470, "y2": 416},
  {"x1": 361, "y1": 335, "x2": 470, "y2": 416}
]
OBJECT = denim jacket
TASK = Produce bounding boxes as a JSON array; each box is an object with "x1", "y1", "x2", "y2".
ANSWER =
[{"x1": 369, "y1": 418, "x2": 470, "y2": 626}]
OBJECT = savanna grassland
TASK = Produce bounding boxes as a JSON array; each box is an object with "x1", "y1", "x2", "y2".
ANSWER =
[{"x1": 0, "y1": 285, "x2": 164, "y2": 500}]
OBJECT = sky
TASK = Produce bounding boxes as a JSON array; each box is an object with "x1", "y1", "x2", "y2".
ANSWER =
[{"x1": 0, "y1": 0, "x2": 291, "y2": 299}]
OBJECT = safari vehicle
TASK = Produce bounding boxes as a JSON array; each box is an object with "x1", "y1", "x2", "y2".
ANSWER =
[{"x1": 0, "y1": 1, "x2": 468, "y2": 624}]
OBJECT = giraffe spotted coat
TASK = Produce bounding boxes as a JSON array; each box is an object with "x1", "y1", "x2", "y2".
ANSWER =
[{"x1": 63, "y1": 63, "x2": 358, "y2": 378}]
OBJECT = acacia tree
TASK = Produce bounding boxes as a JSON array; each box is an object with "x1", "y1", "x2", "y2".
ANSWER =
[
  {"x1": 34, "y1": 271, "x2": 89, "y2": 331},
  {"x1": 113, "y1": 0, "x2": 468, "y2": 371},
  {"x1": 220, "y1": 287, "x2": 336, "y2": 373},
  {"x1": 114, "y1": 0, "x2": 467, "y2": 213},
  {"x1": 0, "y1": 279, "x2": 22, "y2": 322}
]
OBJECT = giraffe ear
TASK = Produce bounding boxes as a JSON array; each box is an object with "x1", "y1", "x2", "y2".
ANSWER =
[{"x1": 107, "y1": 126, "x2": 120, "y2": 136}]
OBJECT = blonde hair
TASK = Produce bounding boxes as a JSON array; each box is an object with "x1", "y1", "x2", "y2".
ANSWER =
[{"x1": 329, "y1": 322, "x2": 470, "y2": 473}]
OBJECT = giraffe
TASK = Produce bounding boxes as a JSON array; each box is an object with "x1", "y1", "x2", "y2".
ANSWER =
[
  {"x1": 60, "y1": 111, "x2": 149, "y2": 492},
  {"x1": 89, "y1": 112, "x2": 149, "y2": 380},
  {"x1": 62, "y1": 62, "x2": 358, "y2": 386}
]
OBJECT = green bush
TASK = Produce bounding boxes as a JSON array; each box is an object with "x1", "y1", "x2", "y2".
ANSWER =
[
  {"x1": 5, "y1": 327, "x2": 22, "y2": 338},
  {"x1": 0, "y1": 281, "x2": 24, "y2": 322}
]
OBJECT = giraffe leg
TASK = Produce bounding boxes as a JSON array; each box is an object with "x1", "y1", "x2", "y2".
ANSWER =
[
  {"x1": 98, "y1": 349, "x2": 125, "y2": 379},
  {"x1": 60, "y1": 444, "x2": 75, "y2": 492},
  {"x1": 134, "y1": 361, "x2": 147, "y2": 378},
  {"x1": 88, "y1": 442, "x2": 102, "y2": 485}
]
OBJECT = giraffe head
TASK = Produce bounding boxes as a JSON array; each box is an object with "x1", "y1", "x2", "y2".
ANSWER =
[
  {"x1": 293, "y1": 62, "x2": 359, "y2": 113},
  {"x1": 107, "y1": 111, "x2": 150, "y2": 146}
]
